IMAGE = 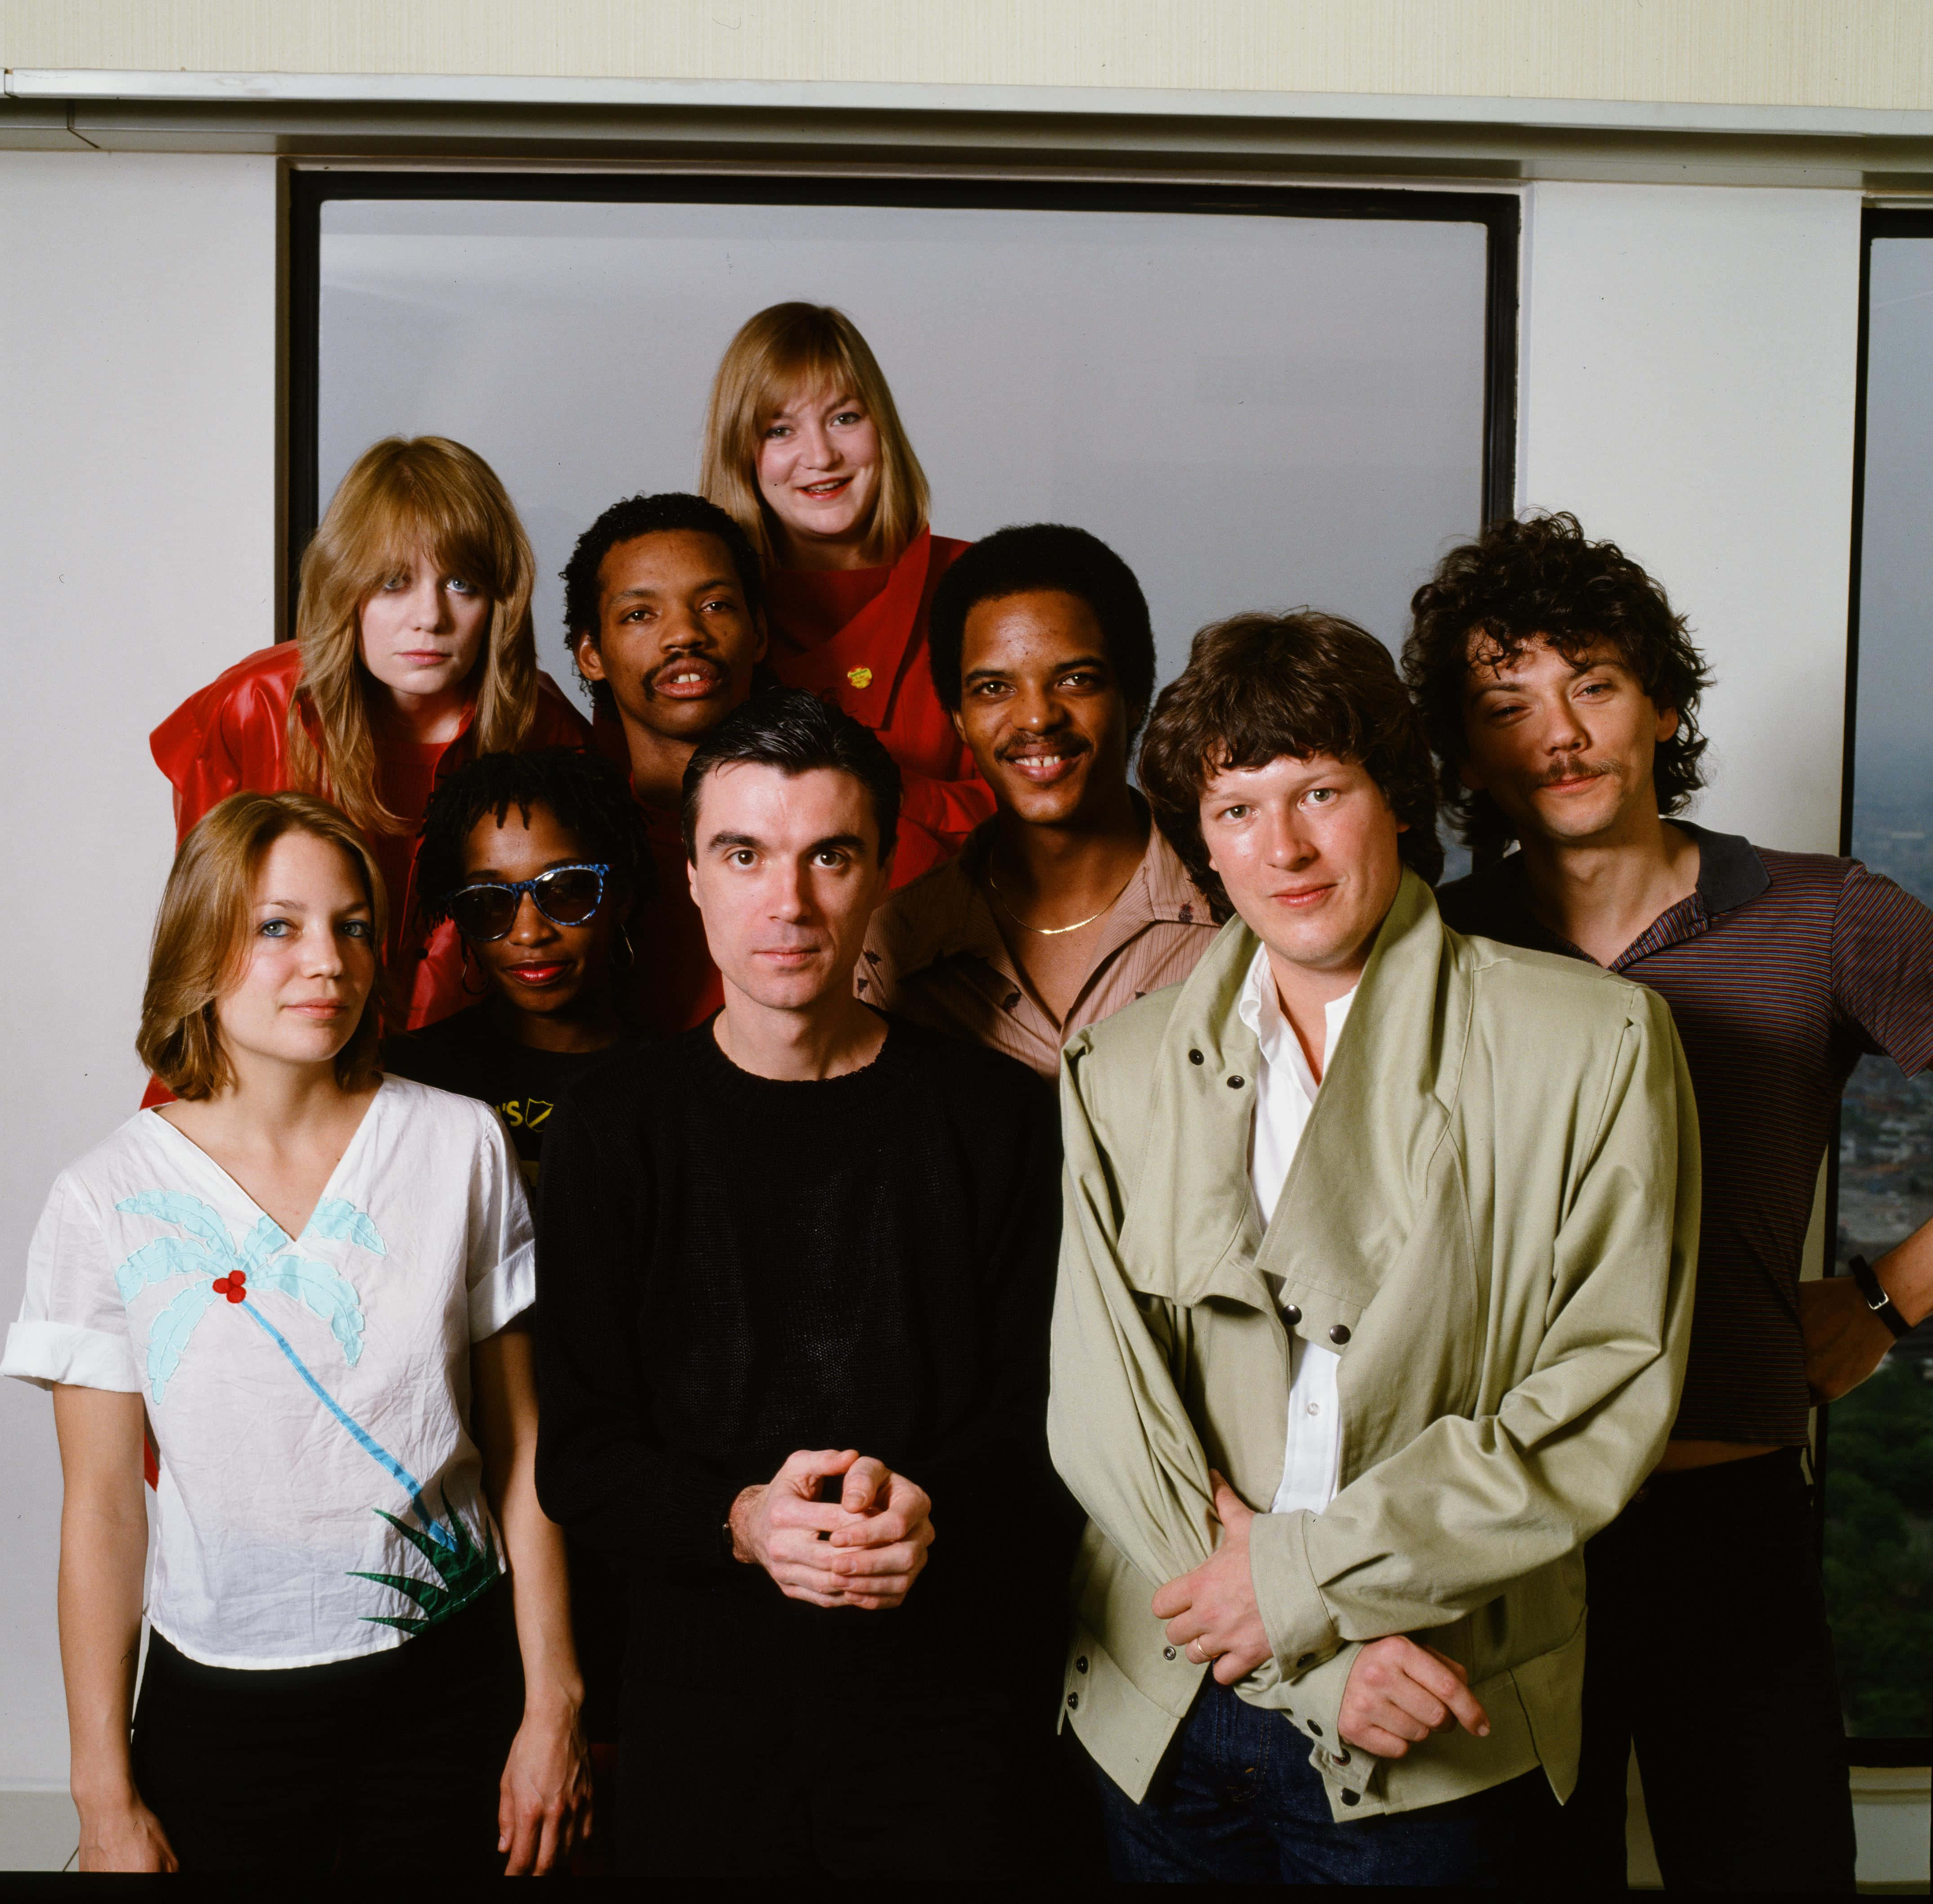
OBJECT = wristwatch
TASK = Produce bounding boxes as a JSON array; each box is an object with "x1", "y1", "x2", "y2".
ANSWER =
[{"x1": 1847, "y1": 1255, "x2": 1914, "y2": 1341}]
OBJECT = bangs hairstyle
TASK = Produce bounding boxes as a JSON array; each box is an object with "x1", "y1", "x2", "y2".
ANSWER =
[
  {"x1": 699, "y1": 303, "x2": 930, "y2": 567},
  {"x1": 138, "y1": 792, "x2": 389, "y2": 1102},
  {"x1": 1140, "y1": 611, "x2": 1443, "y2": 920},
  {"x1": 290, "y1": 436, "x2": 540, "y2": 836},
  {"x1": 1403, "y1": 512, "x2": 1714, "y2": 853}
]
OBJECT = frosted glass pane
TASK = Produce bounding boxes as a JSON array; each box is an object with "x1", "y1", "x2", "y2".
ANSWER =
[{"x1": 317, "y1": 195, "x2": 1490, "y2": 697}]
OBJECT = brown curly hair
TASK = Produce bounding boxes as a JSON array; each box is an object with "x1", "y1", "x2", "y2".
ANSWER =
[
  {"x1": 1140, "y1": 611, "x2": 1443, "y2": 921},
  {"x1": 1402, "y1": 512, "x2": 1714, "y2": 852}
]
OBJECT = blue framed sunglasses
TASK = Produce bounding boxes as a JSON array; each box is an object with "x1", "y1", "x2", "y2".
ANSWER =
[{"x1": 445, "y1": 862, "x2": 610, "y2": 940}]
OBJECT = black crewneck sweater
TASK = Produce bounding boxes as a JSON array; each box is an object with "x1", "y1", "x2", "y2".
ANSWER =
[{"x1": 533, "y1": 1016, "x2": 1064, "y2": 1690}]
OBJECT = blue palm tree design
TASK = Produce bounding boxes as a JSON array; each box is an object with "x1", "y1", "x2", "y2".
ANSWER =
[{"x1": 115, "y1": 1192, "x2": 499, "y2": 1626}]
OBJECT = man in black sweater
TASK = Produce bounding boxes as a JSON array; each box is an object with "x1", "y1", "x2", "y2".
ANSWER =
[{"x1": 534, "y1": 690, "x2": 1067, "y2": 1878}]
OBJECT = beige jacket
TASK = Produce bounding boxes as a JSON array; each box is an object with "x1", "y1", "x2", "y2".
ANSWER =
[{"x1": 1048, "y1": 871, "x2": 1699, "y2": 1821}]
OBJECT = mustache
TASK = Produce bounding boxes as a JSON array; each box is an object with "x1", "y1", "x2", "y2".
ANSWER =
[{"x1": 1537, "y1": 760, "x2": 1613, "y2": 787}]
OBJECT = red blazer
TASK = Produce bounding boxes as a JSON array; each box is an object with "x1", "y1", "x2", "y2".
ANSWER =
[
  {"x1": 150, "y1": 642, "x2": 594, "y2": 1033},
  {"x1": 765, "y1": 530, "x2": 994, "y2": 854}
]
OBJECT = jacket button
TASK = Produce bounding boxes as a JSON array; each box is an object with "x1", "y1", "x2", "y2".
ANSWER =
[
  {"x1": 1189, "y1": 1049, "x2": 1204, "y2": 1065},
  {"x1": 1341, "y1": 1789, "x2": 1360, "y2": 1806},
  {"x1": 1075, "y1": 1656, "x2": 1089, "y2": 1674},
  {"x1": 1309, "y1": 1722, "x2": 1323, "y2": 1736},
  {"x1": 1227, "y1": 1075, "x2": 1245, "y2": 1090},
  {"x1": 1329, "y1": 1324, "x2": 1350, "y2": 1345},
  {"x1": 1283, "y1": 1304, "x2": 1302, "y2": 1326},
  {"x1": 1296, "y1": 1653, "x2": 1316, "y2": 1668},
  {"x1": 1335, "y1": 1749, "x2": 1350, "y2": 1766},
  {"x1": 1163, "y1": 1645, "x2": 1177, "y2": 1660},
  {"x1": 1066, "y1": 1692, "x2": 1079, "y2": 1711}
]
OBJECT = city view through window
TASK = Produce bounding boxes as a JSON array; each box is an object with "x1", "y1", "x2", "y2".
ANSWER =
[{"x1": 1822, "y1": 225, "x2": 1933, "y2": 1743}]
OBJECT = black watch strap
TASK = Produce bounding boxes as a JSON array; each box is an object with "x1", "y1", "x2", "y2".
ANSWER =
[{"x1": 1848, "y1": 1255, "x2": 1913, "y2": 1341}]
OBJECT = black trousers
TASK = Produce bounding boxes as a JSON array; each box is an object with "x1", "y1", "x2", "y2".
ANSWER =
[
  {"x1": 619, "y1": 1661, "x2": 1102, "y2": 1881},
  {"x1": 130, "y1": 1582, "x2": 521, "y2": 1874},
  {"x1": 1562, "y1": 1447, "x2": 1857, "y2": 1892}
]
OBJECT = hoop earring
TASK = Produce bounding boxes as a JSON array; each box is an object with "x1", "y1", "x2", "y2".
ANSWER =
[
  {"x1": 615, "y1": 922, "x2": 637, "y2": 973},
  {"x1": 459, "y1": 939, "x2": 488, "y2": 998}
]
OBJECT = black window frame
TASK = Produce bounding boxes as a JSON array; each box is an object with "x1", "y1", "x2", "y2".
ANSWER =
[
  {"x1": 286, "y1": 169, "x2": 1519, "y2": 631},
  {"x1": 1816, "y1": 201, "x2": 1933, "y2": 1771}
]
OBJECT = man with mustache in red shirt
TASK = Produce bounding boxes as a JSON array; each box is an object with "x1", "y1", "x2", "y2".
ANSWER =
[{"x1": 566, "y1": 492, "x2": 951, "y2": 1037}]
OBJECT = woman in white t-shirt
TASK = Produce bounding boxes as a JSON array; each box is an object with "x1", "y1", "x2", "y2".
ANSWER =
[{"x1": 3, "y1": 792, "x2": 590, "y2": 1873}]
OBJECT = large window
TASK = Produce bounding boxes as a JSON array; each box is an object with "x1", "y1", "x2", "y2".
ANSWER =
[
  {"x1": 1822, "y1": 209, "x2": 1933, "y2": 1755},
  {"x1": 294, "y1": 175, "x2": 1515, "y2": 879}
]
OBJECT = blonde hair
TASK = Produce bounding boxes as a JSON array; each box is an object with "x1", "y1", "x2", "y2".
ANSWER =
[
  {"x1": 138, "y1": 792, "x2": 390, "y2": 1101},
  {"x1": 699, "y1": 303, "x2": 930, "y2": 568},
  {"x1": 288, "y1": 436, "x2": 539, "y2": 835}
]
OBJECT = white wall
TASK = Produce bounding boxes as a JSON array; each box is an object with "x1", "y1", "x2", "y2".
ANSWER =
[
  {"x1": 1518, "y1": 181, "x2": 1863, "y2": 854},
  {"x1": 0, "y1": 151, "x2": 279, "y2": 1788},
  {"x1": 0, "y1": 159, "x2": 1884, "y2": 1841}
]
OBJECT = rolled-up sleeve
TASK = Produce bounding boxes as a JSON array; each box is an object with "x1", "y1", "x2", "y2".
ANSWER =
[
  {"x1": 3, "y1": 1174, "x2": 141, "y2": 1392},
  {"x1": 464, "y1": 1108, "x2": 535, "y2": 1340}
]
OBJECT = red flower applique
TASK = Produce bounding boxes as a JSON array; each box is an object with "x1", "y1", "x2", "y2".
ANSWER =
[{"x1": 212, "y1": 1271, "x2": 248, "y2": 1304}]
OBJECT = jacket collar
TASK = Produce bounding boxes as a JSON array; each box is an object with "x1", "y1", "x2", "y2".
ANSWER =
[{"x1": 1119, "y1": 869, "x2": 1461, "y2": 1316}]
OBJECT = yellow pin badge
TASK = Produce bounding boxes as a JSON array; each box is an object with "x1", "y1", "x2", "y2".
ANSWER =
[{"x1": 847, "y1": 666, "x2": 873, "y2": 689}]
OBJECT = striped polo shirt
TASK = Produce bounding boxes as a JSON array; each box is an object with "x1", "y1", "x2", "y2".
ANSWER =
[{"x1": 1437, "y1": 822, "x2": 1933, "y2": 1447}]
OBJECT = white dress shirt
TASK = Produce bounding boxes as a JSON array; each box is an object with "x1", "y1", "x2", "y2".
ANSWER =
[{"x1": 1236, "y1": 943, "x2": 1357, "y2": 1517}]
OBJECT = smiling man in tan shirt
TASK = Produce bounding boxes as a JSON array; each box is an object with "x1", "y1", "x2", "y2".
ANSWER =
[{"x1": 859, "y1": 524, "x2": 1217, "y2": 1074}]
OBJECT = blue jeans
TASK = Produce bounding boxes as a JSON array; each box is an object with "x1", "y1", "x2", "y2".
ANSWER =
[{"x1": 1093, "y1": 1679, "x2": 1549, "y2": 1886}]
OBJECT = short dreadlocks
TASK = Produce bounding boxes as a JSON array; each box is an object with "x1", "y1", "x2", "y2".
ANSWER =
[{"x1": 414, "y1": 747, "x2": 649, "y2": 930}]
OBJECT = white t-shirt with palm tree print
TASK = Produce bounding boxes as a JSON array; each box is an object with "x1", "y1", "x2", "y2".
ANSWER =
[{"x1": 4, "y1": 1077, "x2": 533, "y2": 1669}]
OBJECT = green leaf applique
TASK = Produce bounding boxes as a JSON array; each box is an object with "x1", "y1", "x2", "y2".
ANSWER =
[{"x1": 351, "y1": 1494, "x2": 501, "y2": 1633}]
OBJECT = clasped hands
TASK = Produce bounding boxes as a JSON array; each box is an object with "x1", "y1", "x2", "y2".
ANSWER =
[
  {"x1": 730, "y1": 1447, "x2": 934, "y2": 1609},
  {"x1": 1153, "y1": 1471, "x2": 1490, "y2": 1761}
]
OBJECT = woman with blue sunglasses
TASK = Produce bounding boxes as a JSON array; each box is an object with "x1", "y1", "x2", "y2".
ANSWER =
[
  {"x1": 386, "y1": 747, "x2": 645, "y2": 1188},
  {"x1": 385, "y1": 744, "x2": 645, "y2": 1871}
]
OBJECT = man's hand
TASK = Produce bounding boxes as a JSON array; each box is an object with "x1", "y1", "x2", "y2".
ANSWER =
[
  {"x1": 729, "y1": 1450, "x2": 935, "y2": 1609},
  {"x1": 1801, "y1": 1276, "x2": 1895, "y2": 1404},
  {"x1": 1338, "y1": 1637, "x2": 1490, "y2": 1758},
  {"x1": 1151, "y1": 1473, "x2": 1272, "y2": 1687},
  {"x1": 823, "y1": 1455, "x2": 935, "y2": 1610}
]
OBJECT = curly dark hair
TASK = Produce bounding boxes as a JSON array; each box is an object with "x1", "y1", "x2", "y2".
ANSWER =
[
  {"x1": 681, "y1": 686, "x2": 901, "y2": 865},
  {"x1": 415, "y1": 746, "x2": 649, "y2": 930},
  {"x1": 560, "y1": 492, "x2": 765, "y2": 716},
  {"x1": 1139, "y1": 611, "x2": 1442, "y2": 921},
  {"x1": 1402, "y1": 512, "x2": 1714, "y2": 852},
  {"x1": 926, "y1": 523, "x2": 1158, "y2": 741}
]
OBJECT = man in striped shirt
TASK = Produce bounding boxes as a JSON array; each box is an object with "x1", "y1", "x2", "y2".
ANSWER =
[
  {"x1": 1407, "y1": 511, "x2": 1933, "y2": 1892},
  {"x1": 860, "y1": 524, "x2": 1218, "y2": 1076}
]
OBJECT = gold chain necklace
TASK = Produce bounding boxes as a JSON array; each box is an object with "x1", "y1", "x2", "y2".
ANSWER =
[{"x1": 985, "y1": 864, "x2": 1136, "y2": 936}]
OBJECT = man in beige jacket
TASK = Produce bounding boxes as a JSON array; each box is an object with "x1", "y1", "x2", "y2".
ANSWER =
[{"x1": 1048, "y1": 610, "x2": 1699, "y2": 1885}]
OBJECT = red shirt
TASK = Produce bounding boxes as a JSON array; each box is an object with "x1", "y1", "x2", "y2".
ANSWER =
[
  {"x1": 149, "y1": 641, "x2": 594, "y2": 1033},
  {"x1": 765, "y1": 530, "x2": 994, "y2": 856}
]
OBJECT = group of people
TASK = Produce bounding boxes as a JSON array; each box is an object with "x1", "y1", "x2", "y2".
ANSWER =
[{"x1": 6, "y1": 298, "x2": 1931, "y2": 1886}]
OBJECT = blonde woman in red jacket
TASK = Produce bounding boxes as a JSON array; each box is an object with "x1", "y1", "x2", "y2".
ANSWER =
[
  {"x1": 152, "y1": 436, "x2": 591, "y2": 1035},
  {"x1": 699, "y1": 303, "x2": 993, "y2": 863}
]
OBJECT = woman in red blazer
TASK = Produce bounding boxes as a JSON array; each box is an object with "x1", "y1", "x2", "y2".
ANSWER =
[
  {"x1": 152, "y1": 436, "x2": 592, "y2": 1034},
  {"x1": 699, "y1": 303, "x2": 994, "y2": 863}
]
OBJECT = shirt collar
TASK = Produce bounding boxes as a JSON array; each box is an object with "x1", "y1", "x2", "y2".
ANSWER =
[
  {"x1": 877, "y1": 799, "x2": 1213, "y2": 980},
  {"x1": 1235, "y1": 942, "x2": 1358, "y2": 1084},
  {"x1": 1671, "y1": 820, "x2": 1771, "y2": 916}
]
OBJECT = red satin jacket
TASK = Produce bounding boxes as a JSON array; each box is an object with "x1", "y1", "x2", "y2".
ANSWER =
[
  {"x1": 150, "y1": 642, "x2": 593, "y2": 1033},
  {"x1": 765, "y1": 530, "x2": 995, "y2": 853}
]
